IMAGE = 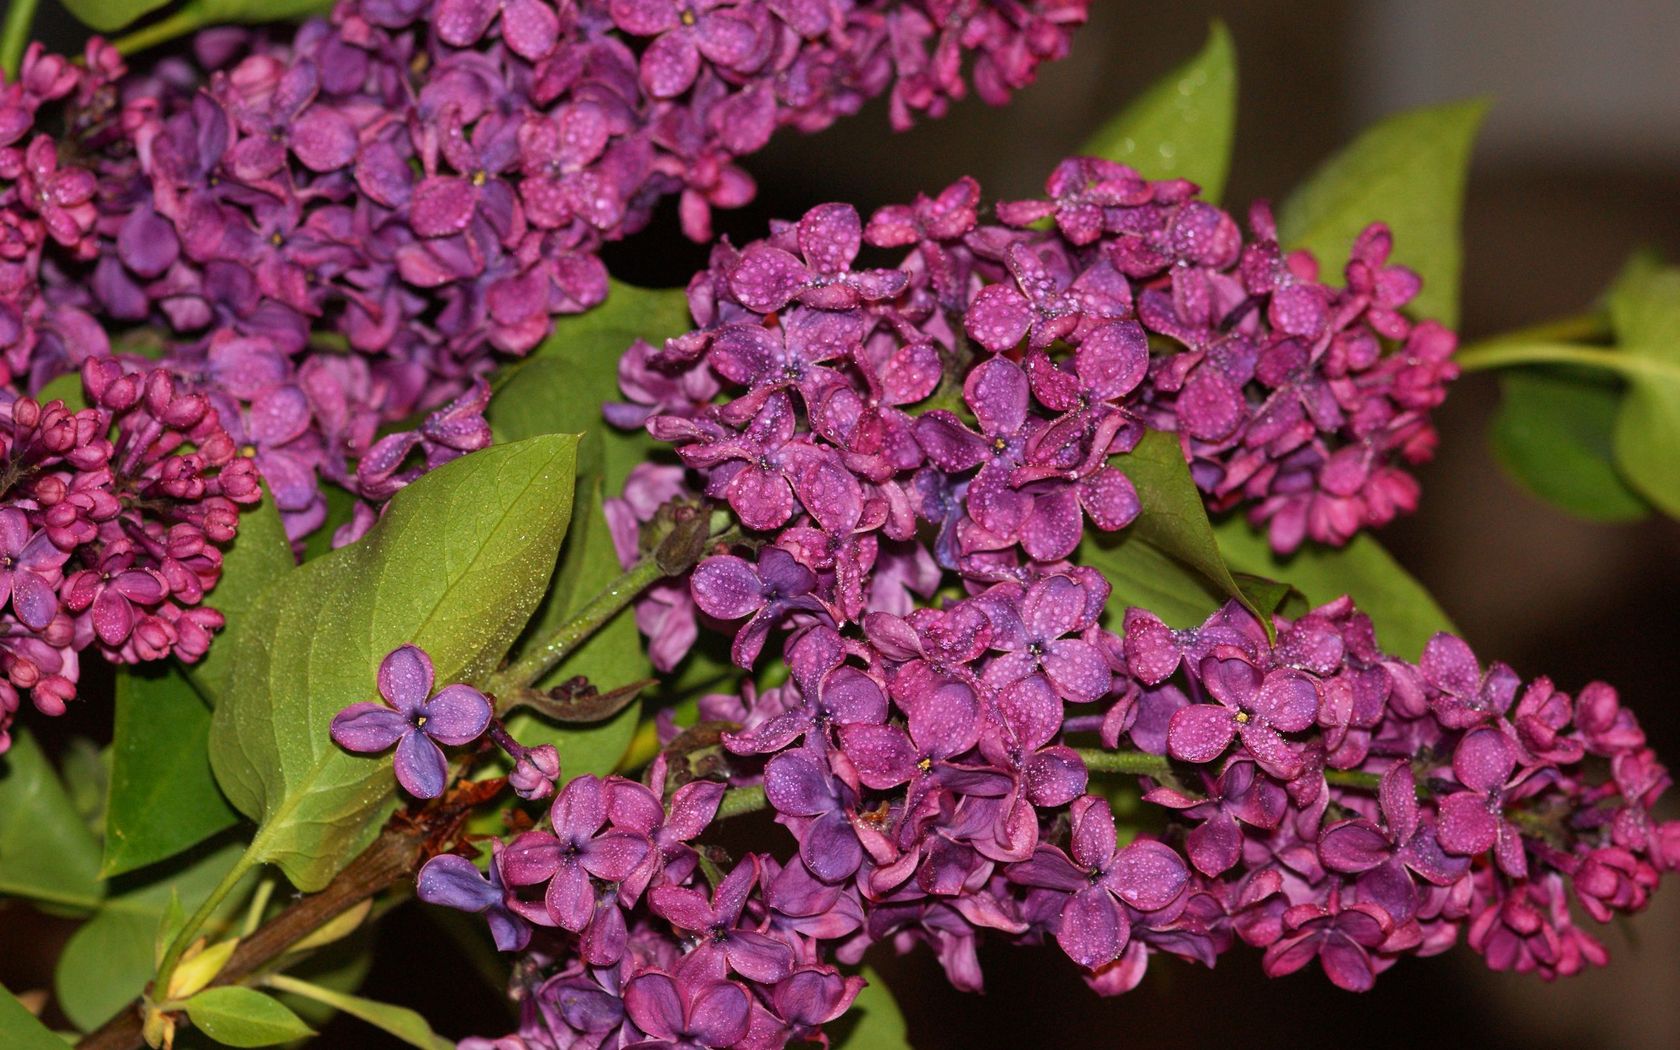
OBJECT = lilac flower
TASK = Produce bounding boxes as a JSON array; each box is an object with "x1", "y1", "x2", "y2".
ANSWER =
[
  {"x1": 1144, "y1": 760, "x2": 1287, "y2": 877},
  {"x1": 1010, "y1": 796, "x2": 1189, "y2": 970},
  {"x1": 1262, "y1": 895, "x2": 1394, "y2": 992},
  {"x1": 974, "y1": 572, "x2": 1111, "y2": 703},
  {"x1": 689, "y1": 546, "x2": 829, "y2": 667},
  {"x1": 1166, "y1": 650, "x2": 1318, "y2": 779},
  {"x1": 499, "y1": 774, "x2": 651, "y2": 932},
  {"x1": 416, "y1": 848, "x2": 531, "y2": 951},
  {"x1": 0, "y1": 509, "x2": 67, "y2": 630},
  {"x1": 329, "y1": 644, "x2": 493, "y2": 798},
  {"x1": 728, "y1": 204, "x2": 908, "y2": 312},
  {"x1": 1436, "y1": 726, "x2": 1530, "y2": 877},
  {"x1": 622, "y1": 966, "x2": 752, "y2": 1050},
  {"x1": 764, "y1": 749, "x2": 866, "y2": 882},
  {"x1": 649, "y1": 856, "x2": 794, "y2": 983}
]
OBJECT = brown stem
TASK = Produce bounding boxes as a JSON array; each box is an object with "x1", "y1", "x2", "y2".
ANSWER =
[{"x1": 73, "y1": 825, "x2": 426, "y2": 1050}]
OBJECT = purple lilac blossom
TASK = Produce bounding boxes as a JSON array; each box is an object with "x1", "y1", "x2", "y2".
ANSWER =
[{"x1": 330, "y1": 643, "x2": 493, "y2": 798}]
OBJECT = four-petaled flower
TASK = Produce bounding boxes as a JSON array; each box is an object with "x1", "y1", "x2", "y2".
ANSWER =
[{"x1": 329, "y1": 644, "x2": 492, "y2": 798}]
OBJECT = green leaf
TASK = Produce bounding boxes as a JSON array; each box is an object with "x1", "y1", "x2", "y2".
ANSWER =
[
  {"x1": 56, "y1": 839, "x2": 251, "y2": 1033},
  {"x1": 57, "y1": 0, "x2": 170, "y2": 33},
  {"x1": 1608, "y1": 263, "x2": 1680, "y2": 516},
  {"x1": 1080, "y1": 430, "x2": 1277, "y2": 634},
  {"x1": 0, "y1": 730, "x2": 104, "y2": 913},
  {"x1": 1490, "y1": 368, "x2": 1649, "y2": 521},
  {"x1": 181, "y1": 987, "x2": 313, "y2": 1047},
  {"x1": 264, "y1": 975, "x2": 452, "y2": 1050},
  {"x1": 188, "y1": 492, "x2": 296, "y2": 704},
  {"x1": 209, "y1": 436, "x2": 580, "y2": 890},
  {"x1": 102, "y1": 665, "x2": 241, "y2": 878},
  {"x1": 1278, "y1": 100, "x2": 1486, "y2": 327},
  {"x1": 1080, "y1": 21, "x2": 1237, "y2": 202},
  {"x1": 1213, "y1": 518, "x2": 1456, "y2": 660},
  {"x1": 0, "y1": 986, "x2": 65, "y2": 1050},
  {"x1": 832, "y1": 967, "x2": 910, "y2": 1050}
]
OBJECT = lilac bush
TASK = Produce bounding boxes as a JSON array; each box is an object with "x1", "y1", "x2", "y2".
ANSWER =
[{"x1": 0, "y1": 5, "x2": 1676, "y2": 1050}]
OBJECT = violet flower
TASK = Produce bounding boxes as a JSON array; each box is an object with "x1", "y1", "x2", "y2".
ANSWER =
[{"x1": 329, "y1": 644, "x2": 493, "y2": 798}]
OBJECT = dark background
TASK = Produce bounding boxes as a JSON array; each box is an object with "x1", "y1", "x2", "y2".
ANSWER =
[{"x1": 7, "y1": 2, "x2": 1680, "y2": 1047}]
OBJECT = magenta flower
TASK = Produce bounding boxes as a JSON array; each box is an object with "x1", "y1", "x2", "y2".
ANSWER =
[
  {"x1": 622, "y1": 967, "x2": 752, "y2": 1050},
  {"x1": 1262, "y1": 896, "x2": 1395, "y2": 992},
  {"x1": 329, "y1": 644, "x2": 492, "y2": 798},
  {"x1": 610, "y1": 0, "x2": 772, "y2": 97},
  {"x1": 1166, "y1": 650, "x2": 1319, "y2": 779},
  {"x1": 1010, "y1": 796, "x2": 1190, "y2": 970},
  {"x1": 649, "y1": 856, "x2": 794, "y2": 983},
  {"x1": 728, "y1": 203, "x2": 908, "y2": 312},
  {"x1": 498, "y1": 775, "x2": 651, "y2": 931},
  {"x1": 1437, "y1": 726, "x2": 1530, "y2": 877},
  {"x1": 0, "y1": 508, "x2": 68, "y2": 630}
]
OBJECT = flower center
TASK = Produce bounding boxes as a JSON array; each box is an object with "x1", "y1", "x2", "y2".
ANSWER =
[{"x1": 1235, "y1": 710, "x2": 1250, "y2": 724}]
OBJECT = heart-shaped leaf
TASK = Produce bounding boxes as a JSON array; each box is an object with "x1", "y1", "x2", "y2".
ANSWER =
[
  {"x1": 1490, "y1": 368, "x2": 1648, "y2": 521},
  {"x1": 209, "y1": 435, "x2": 580, "y2": 890},
  {"x1": 1607, "y1": 263, "x2": 1680, "y2": 516},
  {"x1": 0, "y1": 730, "x2": 103, "y2": 913},
  {"x1": 55, "y1": 839, "x2": 251, "y2": 1033}
]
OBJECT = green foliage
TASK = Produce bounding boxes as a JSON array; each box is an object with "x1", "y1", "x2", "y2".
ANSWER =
[
  {"x1": 54, "y1": 840, "x2": 252, "y2": 1033},
  {"x1": 1214, "y1": 518, "x2": 1456, "y2": 660},
  {"x1": 57, "y1": 0, "x2": 171, "y2": 33},
  {"x1": 102, "y1": 665, "x2": 240, "y2": 878},
  {"x1": 209, "y1": 436, "x2": 580, "y2": 891},
  {"x1": 1278, "y1": 100, "x2": 1486, "y2": 326},
  {"x1": 181, "y1": 987, "x2": 314, "y2": 1047},
  {"x1": 0, "y1": 730, "x2": 103, "y2": 913},
  {"x1": 1080, "y1": 430, "x2": 1284, "y2": 633},
  {"x1": 1080, "y1": 21, "x2": 1237, "y2": 202},
  {"x1": 0, "y1": 986, "x2": 65, "y2": 1050},
  {"x1": 1491, "y1": 368, "x2": 1649, "y2": 520}
]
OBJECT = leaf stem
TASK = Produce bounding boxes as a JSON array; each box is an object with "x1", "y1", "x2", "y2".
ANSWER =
[
  {"x1": 0, "y1": 0, "x2": 38, "y2": 79},
  {"x1": 1072, "y1": 747, "x2": 1388, "y2": 793},
  {"x1": 152, "y1": 850, "x2": 259, "y2": 1012}
]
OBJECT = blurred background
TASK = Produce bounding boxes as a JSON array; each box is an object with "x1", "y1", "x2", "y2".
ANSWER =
[{"x1": 7, "y1": 1, "x2": 1680, "y2": 1047}]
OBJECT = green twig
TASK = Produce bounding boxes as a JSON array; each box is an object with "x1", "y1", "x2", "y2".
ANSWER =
[
  {"x1": 1454, "y1": 340, "x2": 1680, "y2": 380},
  {"x1": 486, "y1": 554, "x2": 671, "y2": 697},
  {"x1": 0, "y1": 0, "x2": 39, "y2": 79},
  {"x1": 109, "y1": 8, "x2": 208, "y2": 57},
  {"x1": 715, "y1": 785, "x2": 767, "y2": 820},
  {"x1": 1073, "y1": 747, "x2": 1388, "y2": 793}
]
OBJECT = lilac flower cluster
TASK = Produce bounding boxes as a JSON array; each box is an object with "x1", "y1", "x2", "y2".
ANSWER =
[
  {"x1": 6, "y1": 0, "x2": 1086, "y2": 549},
  {"x1": 611, "y1": 157, "x2": 1459, "y2": 630},
  {"x1": 0, "y1": 359, "x2": 260, "y2": 750},
  {"x1": 407, "y1": 581, "x2": 1676, "y2": 1048},
  {"x1": 389, "y1": 161, "x2": 1675, "y2": 1044}
]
